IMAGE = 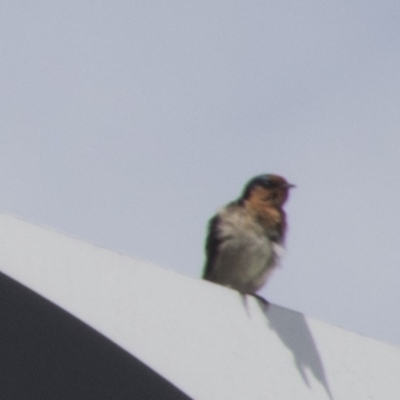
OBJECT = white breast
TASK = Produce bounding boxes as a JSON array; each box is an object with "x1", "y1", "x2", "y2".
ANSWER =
[{"x1": 212, "y1": 206, "x2": 282, "y2": 293}]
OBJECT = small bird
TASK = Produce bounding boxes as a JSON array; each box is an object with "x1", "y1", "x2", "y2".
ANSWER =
[{"x1": 202, "y1": 174, "x2": 295, "y2": 299}]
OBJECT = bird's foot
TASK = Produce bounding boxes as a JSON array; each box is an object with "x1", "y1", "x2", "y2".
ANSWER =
[{"x1": 250, "y1": 293, "x2": 270, "y2": 311}]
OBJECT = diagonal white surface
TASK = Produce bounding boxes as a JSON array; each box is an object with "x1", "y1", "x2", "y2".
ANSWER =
[{"x1": 0, "y1": 213, "x2": 399, "y2": 400}]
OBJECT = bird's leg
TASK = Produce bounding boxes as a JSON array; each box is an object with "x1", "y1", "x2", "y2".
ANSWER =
[{"x1": 250, "y1": 293, "x2": 270, "y2": 311}]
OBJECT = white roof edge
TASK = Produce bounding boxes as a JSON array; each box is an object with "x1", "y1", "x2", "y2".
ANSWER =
[{"x1": 0, "y1": 213, "x2": 399, "y2": 400}]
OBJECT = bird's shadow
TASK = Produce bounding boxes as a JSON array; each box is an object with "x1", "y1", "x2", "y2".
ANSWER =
[{"x1": 254, "y1": 299, "x2": 334, "y2": 400}]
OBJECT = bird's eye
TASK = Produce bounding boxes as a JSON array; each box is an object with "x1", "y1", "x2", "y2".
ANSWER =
[{"x1": 264, "y1": 192, "x2": 278, "y2": 201}]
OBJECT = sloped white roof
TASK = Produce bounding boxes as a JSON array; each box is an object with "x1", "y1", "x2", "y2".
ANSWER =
[{"x1": 0, "y1": 214, "x2": 398, "y2": 400}]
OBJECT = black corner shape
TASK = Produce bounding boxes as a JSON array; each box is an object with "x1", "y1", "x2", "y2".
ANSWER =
[{"x1": 0, "y1": 271, "x2": 191, "y2": 400}]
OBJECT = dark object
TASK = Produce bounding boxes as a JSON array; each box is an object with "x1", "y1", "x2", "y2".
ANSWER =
[{"x1": 0, "y1": 272, "x2": 191, "y2": 400}]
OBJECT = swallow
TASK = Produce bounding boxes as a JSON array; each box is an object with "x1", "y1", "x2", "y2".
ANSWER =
[{"x1": 202, "y1": 174, "x2": 295, "y2": 299}]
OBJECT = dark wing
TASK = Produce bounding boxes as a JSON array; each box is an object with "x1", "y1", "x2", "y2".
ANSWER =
[{"x1": 202, "y1": 213, "x2": 223, "y2": 280}]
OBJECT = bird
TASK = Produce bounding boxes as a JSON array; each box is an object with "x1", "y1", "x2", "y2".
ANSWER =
[{"x1": 202, "y1": 174, "x2": 295, "y2": 300}]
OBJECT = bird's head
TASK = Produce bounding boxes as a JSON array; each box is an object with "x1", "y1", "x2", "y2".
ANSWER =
[{"x1": 241, "y1": 174, "x2": 295, "y2": 207}]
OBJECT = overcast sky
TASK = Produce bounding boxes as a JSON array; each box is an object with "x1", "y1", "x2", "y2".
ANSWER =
[{"x1": 1, "y1": 1, "x2": 400, "y2": 346}]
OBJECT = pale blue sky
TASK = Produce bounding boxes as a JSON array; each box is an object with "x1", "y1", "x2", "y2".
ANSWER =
[{"x1": 1, "y1": 1, "x2": 400, "y2": 346}]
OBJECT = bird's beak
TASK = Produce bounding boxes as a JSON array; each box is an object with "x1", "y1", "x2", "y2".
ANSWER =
[{"x1": 285, "y1": 183, "x2": 296, "y2": 189}]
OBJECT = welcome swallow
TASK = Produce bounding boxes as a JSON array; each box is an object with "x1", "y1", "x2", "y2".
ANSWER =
[{"x1": 202, "y1": 174, "x2": 295, "y2": 297}]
